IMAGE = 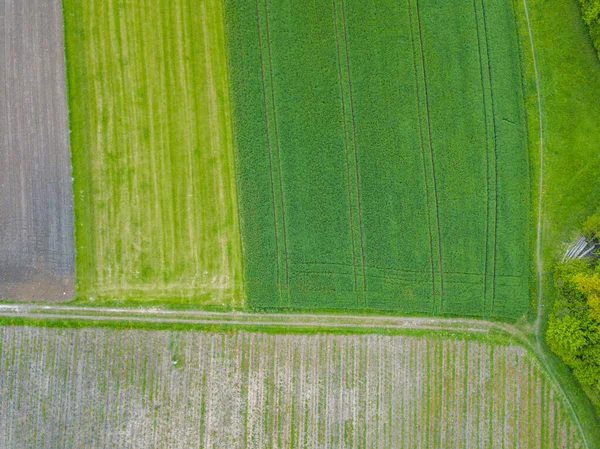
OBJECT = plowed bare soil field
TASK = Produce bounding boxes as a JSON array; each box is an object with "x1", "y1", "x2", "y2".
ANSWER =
[
  {"x1": 226, "y1": 0, "x2": 531, "y2": 318},
  {"x1": 0, "y1": 326, "x2": 584, "y2": 448},
  {"x1": 0, "y1": 0, "x2": 74, "y2": 300},
  {"x1": 63, "y1": 0, "x2": 243, "y2": 306}
]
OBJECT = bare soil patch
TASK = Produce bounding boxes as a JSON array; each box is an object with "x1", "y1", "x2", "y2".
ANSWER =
[
  {"x1": 0, "y1": 326, "x2": 584, "y2": 448},
  {"x1": 0, "y1": 0, "x2": 74, "y2": 300}
]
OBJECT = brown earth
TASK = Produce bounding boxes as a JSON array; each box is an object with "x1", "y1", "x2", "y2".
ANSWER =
[{"x1": 0, "y1": 0, "x2": 74, "y2": 300}]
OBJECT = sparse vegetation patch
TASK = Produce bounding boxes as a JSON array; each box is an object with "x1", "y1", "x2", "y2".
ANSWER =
[
  {"x1": 63, "y1": 0, "x2": 243, "y2": 306},
  {"x1": 0, "y1": 326, "x2": 585, "y2": 448}
]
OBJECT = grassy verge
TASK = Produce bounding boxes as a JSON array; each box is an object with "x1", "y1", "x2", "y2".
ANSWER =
[
  {"x1": 0, "y1": 314, "x2": 511, "y2": 341},
  {"x1": 513, "y1": 0, "x2": 600, "y2": 440}
]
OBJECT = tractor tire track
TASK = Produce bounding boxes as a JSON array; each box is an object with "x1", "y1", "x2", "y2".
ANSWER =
[
  {"x1": 413, "y1": 0, "x2": 445, "y2": 305},
  {"x1": 339, "y1": 0, "x2": 368, "y2": 297},
  {"x1": 407, "y1": 0, "x2": 437, "y2": 301},
  {"x1": 479, "y1": 0, "x2": 499, "y2": 315},
  {"x1": 254, "y1": 0, "x2": 282, "y2": 302},
  {"x1": 262, "y1": 0, "x2": 290, "y2": 291},
  {"x1": 331, "y1": 0, "x2": 359, "y2": 293},
  {"x1": 471, "y1": 0, "x2": 493, "y2": 316}
]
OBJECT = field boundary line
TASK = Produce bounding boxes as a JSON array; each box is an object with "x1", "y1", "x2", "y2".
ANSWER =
[
  {"x1": 339, "y1": 0, "x2": 368, "y2": 298},
  {"x1": 407, "y1": 0, "x2": 437, "y2": 300},
  {"x1": 262, "y1": 0, "x2": 290, "y2": 292},
  {"x1": 254, "y1": 0, "x2": 282, "y2": 303},
  {"x1": 0, "y1": 304, "x2": 502, "y2": 330},
  {"x1": 413, "y1": 0, "x2": 445, "y2": 307},
  {"x1": 479, "y1": 0, "x2": 500, "y2": 316},
  {"x1": 331, "y1": 0, "x2": 359, "y2": 293}
]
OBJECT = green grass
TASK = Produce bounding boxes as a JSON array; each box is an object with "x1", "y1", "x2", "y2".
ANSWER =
[
  {"x1": 529, "y1": 0, "x2": 600, "y2": 259},
  {"x1": 63, "y1": 0, "x2": 243, "y2": 306},
  {"x1": 514, "y1": 0, "x2": 600, "y2": 431},
  {"x1": 225, "y1": 0, "x2": 531, "y2": 318}
]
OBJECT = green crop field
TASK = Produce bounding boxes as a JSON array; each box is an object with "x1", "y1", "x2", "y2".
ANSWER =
[
  {"x1": 225, "y1": 0, "x2": 531, "y2": 317},
  {"x1": 0, "y1": 326, "x2": 585, "y2": 448},
  {"x1": 63, "y1": 0, "x2": 243, "y2": 306}
]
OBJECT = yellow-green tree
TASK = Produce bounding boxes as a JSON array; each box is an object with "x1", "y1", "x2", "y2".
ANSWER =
[
  {"x1": 573, "y1": 272, "x2": 600, "y2": 322},
  {"x1": 583, "y1": 207, "x2": 600, "y2": 240}
]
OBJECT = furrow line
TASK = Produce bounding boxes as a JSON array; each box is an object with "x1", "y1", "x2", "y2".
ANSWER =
[
  {"x1": 407, "y1": 0, "x2": 436, "y2": 299},
  {"x1": 253, "y1": 0, "x2": 282, "y2": 302},
  {"x1": 339, "y1": 0, "x2": 368, "y2": 297},
  {"x1": 262, "y1": 0, "x2": 290, "y2": 291},
  {"x1": 331, "y1": 0, "x2": 359, "y2": 293},
  {"x1": 471, "y1": 0, "x2": 493, "y2": 316},
  {"x1": 479, "y1": 0, "x2": 499, "y2": 314},
  {"x1": 413, "y1": 0, "x2": 445, "y2": 303}
]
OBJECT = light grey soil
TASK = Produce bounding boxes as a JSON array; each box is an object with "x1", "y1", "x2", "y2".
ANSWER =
[
  {"x1": 0, "y1": 0, "x2": 74, "y2": 300},
  {"x1": 0, "y1": 326, "x2": 583, "y2": 449}
]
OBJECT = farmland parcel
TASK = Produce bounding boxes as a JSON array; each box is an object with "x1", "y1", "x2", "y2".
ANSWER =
[
  {"x1": 0, "y1": 326, "x2": 585, "y2": 448},
  {"x1": 225, "y1": 0, "x2": 531, "y2": 318},
  {"x1": 0, "y1": 0, "x2": 74, "y2": 300},
  {"x1": 63, "y1": 0, "x2": 243, "y2": 306}
]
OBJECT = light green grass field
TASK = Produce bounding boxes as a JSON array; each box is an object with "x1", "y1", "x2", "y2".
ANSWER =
[
  {"x1": 225, "y1": 0, "x2": 531, "y2": 318},
  {"x1": 519, "y1": 0, "x2": 600, "y2": 421},
  {"x1": 63, "y1": 0, "x2": 243, "y2": 306}
]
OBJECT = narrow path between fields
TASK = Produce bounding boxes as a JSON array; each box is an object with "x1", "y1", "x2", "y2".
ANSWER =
[
  {"x1": 517, "y1": 2, "x2": 593, "y2": 448},
  {"x1": 521, "y1": 0, "x2": 545, "y2": 343}
]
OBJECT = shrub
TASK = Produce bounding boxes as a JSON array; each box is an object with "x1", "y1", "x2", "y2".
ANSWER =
[
  {"x1": 579, "y1": 0, "x2": 600, "y2": 57},
  {"x1": 583, "y1": 207, "x2": 600, "y2": 240}
]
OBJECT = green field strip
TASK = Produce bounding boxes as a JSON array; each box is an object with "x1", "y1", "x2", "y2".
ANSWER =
[
  {"x1": 480, "y1": 0, "x2": 502, "y2": 329},
  {"x1": 343, "y1": 0, "x2": 438, "y2": 312},
  {"x1": 472, "y1": 0, "x2": 498, "y2": 318},
  {"x1": 407, "y1": 0, "x2": 438, "y2": 303},
  {"x1": 254, "y1": 0, "x2": 290, "y2": 305},
  {"x1": 418, "y1": 0, "x2": 489, "y2": 316},
  {"x1": 64, "y1": 0, "x2": 242, "y2": 306},
  {"x1": 410, "y1": 0, "x2": 445, "y2": 307},
  {"x1": 249, "y1": 0, "x2": 358, "y2": 308},
  {"x1": 483, "y1": 0, "x2": 531, "y2": 319},
  {"x1": 331, "y1": 0, "x2": 366, "y2": 299},
  {"x1": 335, "y1": 0, "x2": 367, "y2": 300}
]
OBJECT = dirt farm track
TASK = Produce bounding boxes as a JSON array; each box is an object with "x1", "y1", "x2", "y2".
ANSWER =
[{"x1": 0, "y1": 0, "x2": 74, "y2": 300}]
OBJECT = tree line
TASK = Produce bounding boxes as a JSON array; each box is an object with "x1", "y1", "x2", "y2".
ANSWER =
[{"x1": 547, "y1": 208, "x2": 600, "y2": 408}]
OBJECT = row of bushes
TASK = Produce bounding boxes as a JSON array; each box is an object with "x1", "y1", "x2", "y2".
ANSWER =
[
  {"x1": 579, "y1": 0, "x2": 600, "y2": 57},
  {"x1": 547, "y1": 209, "x2": 600, "y2": 394}
]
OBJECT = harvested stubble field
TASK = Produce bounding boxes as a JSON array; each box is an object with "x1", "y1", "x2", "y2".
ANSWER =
[
  {"x1": 0, "y1": 326, "x2": 584, "y2": 448},
  {"x1": 63, "y1": 0, "x2": 242, "y2": 306},
  {"x1": 0, "y1": 0, "x2": 74, "y2": 300},
  {"x1": 225, "y1": 0, "x2": 531, "y2": 318}
]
